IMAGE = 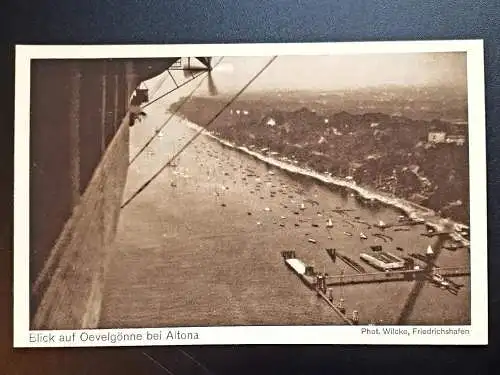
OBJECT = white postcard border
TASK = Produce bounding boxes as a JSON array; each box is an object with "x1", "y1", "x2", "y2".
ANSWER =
[{"x1": 14, "y1": 40, "x2": 488, "y2": 347}]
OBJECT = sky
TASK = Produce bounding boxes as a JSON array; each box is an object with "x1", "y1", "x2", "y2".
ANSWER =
[{"x1": 191, "y1": 52, "x2": 467, "y2": 94}]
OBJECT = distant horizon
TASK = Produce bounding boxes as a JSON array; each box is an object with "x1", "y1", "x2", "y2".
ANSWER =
[
  {"x1": 197, "y1": 81, "x2": 468, "y2": 96},
  {"x1": 188, "y1": 53, "x2": 468, "y2": 95}
]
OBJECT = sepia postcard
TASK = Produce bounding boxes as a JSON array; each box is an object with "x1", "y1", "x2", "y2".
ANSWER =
[{"x1": 14, "y1": 40, "x2": 487, "y2": 347}]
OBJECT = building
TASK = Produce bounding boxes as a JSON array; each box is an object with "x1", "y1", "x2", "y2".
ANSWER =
[
  {"x1": 428, "y1": 131, "x2": 447, "y2": 143},
  {"x1": 266, "y1": 117, "x2": 277, "y2": 126}
]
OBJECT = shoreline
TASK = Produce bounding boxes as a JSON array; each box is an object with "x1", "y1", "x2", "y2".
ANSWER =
[{"x1": 173, "y1": 114, "x2": 469, "y2": 245}]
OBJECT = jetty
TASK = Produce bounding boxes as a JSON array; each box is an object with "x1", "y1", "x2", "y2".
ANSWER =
[
  {"x1": 281, "y1": 251, "x2": 356, "y2": 324},
  {"x1": 325, "y1": 265, "x2": 469, "y2": 286},
  {"x1": 326, "y1": 249, "x2": 366, "y2": 273},
  {"x1": 281, "y1": 250, "x2": 468, "y2": 325}
]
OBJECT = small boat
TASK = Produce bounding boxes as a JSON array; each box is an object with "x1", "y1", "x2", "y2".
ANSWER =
[
  {"x1": 377, "y1": 220, "x2": 387, "y2": 228},
  {"x1": 300, "y1": 203, "x2": 306, "y2": 210},
  {"x1": 443, "y1": 241, "x2": 459, "y2": 250},
  {"x1": 426, "y1": 245, "x2": 434, "y2": 256},
  {"x1": 430, "y1": 273, "x2": 450, "y2": 287},
  {"x1": 326, "y1": 218, "x2": 334, "y2": 228},
  {"x1": 343, "y1": 231, "x2": 353, "y2": 237},
  {"x1": 360, "y1": 232, "x2": 368, "y2": 240}
]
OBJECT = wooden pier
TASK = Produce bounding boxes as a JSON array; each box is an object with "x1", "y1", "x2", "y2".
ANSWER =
[
  {"x1": 325, "y1": 265, "x2": 469, "y2": 286},
  {"x1": 327, "y1": 249, "x2": 366, "y2": 273},
  {"x1": 316, "y1": 290, "x2": 354, "y2": 325},
  {"x1": 281, "y1": 250, "x2": 468, "y2": 325}
]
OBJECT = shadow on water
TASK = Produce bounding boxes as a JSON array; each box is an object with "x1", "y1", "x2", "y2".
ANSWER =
[{"x1": 397, "y1": 234, "x2": 448, "y2": 324}]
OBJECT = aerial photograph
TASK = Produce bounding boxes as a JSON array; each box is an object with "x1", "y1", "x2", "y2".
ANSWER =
[{"x1": 27, "y1": 51, "x2": 471, "y2": 331}]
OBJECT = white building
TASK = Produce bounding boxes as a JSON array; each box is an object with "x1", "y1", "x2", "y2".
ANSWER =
[
  {"x1": 266, "y1": 118, "x2": 276, "y2": 127},
  {"x1": 428, "y1": 131, "x2": 446, "y2": 143},
  {"x1": 446, "y1": 135, "x2": 466, "y2": 146}
]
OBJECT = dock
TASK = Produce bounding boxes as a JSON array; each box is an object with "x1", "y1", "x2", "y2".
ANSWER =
[
  {"x1": 326, "y1": 248, "x2": 366, "y2": 273},
  {"x1": 281, "y1": 250, "x2": 468, "y2": 325},
  {"x1": 316, "y1": 290, "x2": 354, "y2": 325},
  {"x1": 325, "y1": 265, "x2": 469, "y2": 286},
  {"x1": 281, "y1": 251, "x2": 357, "y2": 324}
]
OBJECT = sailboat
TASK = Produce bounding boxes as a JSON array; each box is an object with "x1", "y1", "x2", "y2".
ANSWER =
[
  {"x1": 326, "y1": 218, "x2": 334, "y2": 228},
  {"x1": 426, "y1": 245, "x2": 434, "y2": 256},
  {"x1": 360, "y1": 232, "x2": 368, "y2": 240}
]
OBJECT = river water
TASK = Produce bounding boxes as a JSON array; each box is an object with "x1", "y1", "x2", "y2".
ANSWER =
[
  {"x1": 100, "y1": 119, "x2": 470, "y2": 328},
  {"x1": 98, "y1": 62, "x2": 470, "y2": 328}
]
